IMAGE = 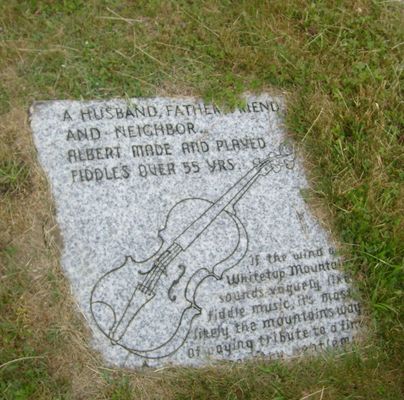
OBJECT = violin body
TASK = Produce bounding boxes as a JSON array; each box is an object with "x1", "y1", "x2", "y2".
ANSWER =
[
  {"x1": 90, "y1": 197, "x2": 248, "y2": 358},
  {"x1": 90, "y1": 143, "x2": 295, "y2": 359}
]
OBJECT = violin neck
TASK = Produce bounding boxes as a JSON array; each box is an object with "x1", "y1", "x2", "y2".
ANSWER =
[{"x1": 175, "y1": 166, "x2": 262, "y2": 250}]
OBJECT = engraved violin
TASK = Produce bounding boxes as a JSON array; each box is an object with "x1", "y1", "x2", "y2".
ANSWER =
[{"x1": 90, "y1": 143, "x2": 295, "y2": 359}]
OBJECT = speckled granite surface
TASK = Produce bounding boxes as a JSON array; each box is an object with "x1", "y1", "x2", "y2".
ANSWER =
[{"x1": 30, "y1": 94, "x2": 362, "y2": 368}]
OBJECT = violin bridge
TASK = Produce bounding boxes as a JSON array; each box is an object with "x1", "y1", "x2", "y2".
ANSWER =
[{"x1": 136, "y1": 283, "x2": 155, "y2": 296}]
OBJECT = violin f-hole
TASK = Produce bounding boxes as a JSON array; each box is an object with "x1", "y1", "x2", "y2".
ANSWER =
[{"x1": 168, "y1": 264, "x2": 186, "y2": 302}]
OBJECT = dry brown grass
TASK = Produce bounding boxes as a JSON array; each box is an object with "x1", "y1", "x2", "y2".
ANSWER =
[{"x1": 0, "y1": 1, "x2": 403, "y2": 399}]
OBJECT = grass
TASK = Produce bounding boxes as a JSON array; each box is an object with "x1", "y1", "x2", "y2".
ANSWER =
[{"x1": 0, "y1": 0, "x2": 403, "y2": 398}]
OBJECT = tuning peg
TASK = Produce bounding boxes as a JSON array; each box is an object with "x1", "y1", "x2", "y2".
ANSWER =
[
  {"x1": 261, "y1": 165, "x2": 273, "y2": 175},
  {"x1": 279, "y1": 142, "x2": 293, "y2": 156},
  {"x1": 284, "y1": 159, "x2": 295, "y2": 169}
]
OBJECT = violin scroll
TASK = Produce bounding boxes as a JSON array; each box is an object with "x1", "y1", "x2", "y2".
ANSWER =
[{"x1": 257, "y1": 142, "x2": 296, "y2": 176}]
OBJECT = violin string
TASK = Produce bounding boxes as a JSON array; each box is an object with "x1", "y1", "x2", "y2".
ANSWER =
[
  {"x1": 143, "y1": 258, "x2": 167, "y2": 290},
  {"x1": 141, "y1": 246, "x2": 176, "y2": 291},
  {"x1": 147, "y1": 245, "x2": 182, "y2": 292},
  {"x1": 148, "y1": 245, "x2": 181, "y2": 290},
  {"x1": 141, "y1": 261, "x2": 163, "y2": 292},
  {"x1": 150, "y1": 247, "x2": 181, "y2": 290},
  {"x1": 140, "y1": 248, "x2": 173, "y2": 289},
  {"x1": 147, "y1": 259, "x2": 169, "y2": 292}
]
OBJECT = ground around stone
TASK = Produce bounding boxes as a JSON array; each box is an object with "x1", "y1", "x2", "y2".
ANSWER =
[{"x1": 0, "y1": 1, "x2": 402, "y2": 399}]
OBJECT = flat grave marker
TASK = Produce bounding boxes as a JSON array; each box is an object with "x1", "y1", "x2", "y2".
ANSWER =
[{"x1": 30, "y1": 94, "x2": 362, "y2": 367}]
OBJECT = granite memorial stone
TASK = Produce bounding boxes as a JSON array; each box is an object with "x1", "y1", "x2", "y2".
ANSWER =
[{"x1": 30, "y1": 94, "x2": 362, "y2": 367}]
